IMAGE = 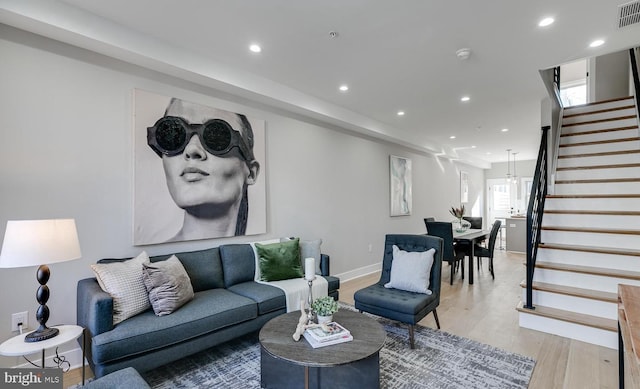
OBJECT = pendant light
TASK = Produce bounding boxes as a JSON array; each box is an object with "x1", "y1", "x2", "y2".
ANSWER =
[
  {"x1": 505, "y1": 149, "x2": 512, "y2": 181},
  {"x1": 512, "y1": 152, "x2": 518, "y2": 184}
]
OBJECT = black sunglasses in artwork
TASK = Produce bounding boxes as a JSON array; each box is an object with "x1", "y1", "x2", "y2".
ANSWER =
[{"x1": 147, "y1": 116, "x2": 251, "y2": 160}]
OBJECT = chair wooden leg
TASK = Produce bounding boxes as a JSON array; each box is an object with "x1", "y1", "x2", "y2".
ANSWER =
[
  {"x1": 409, "y1": 324, "x2": 415, "y2": 349},
  {"x1": 433, "y1": 309, "x2": 441, "y2": 329}
]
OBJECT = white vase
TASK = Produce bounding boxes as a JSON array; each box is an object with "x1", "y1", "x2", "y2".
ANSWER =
[{"x1": 317, "y1": 314, "x2": 333, "y2": 324}]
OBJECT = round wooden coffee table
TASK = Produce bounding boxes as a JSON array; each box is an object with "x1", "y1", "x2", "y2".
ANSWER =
[{"x1": 259, "y1": 309, "x2": 386, "y2": 389}]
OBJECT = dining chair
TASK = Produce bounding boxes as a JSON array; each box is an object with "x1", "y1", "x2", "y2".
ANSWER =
[
  {"x1": 462, "y1": 216, "x2": 482, "y2": 229},
  {"x1": 473, "y1": 220, "x2": 502, "y2": 279},
  {"x1": 425, "y1": 221, "x2": 466, "y2": 285},
  {"x1": 423, "y1": 217, "x2": 435, "y2": 230}
]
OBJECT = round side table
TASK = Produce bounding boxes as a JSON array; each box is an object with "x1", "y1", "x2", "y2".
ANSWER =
[{"x1": 0, "y1": 325, "x2": 85, "y2": 384}]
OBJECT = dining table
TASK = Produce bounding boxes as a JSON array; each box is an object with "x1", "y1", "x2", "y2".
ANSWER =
[{"x1": 453, "y1": 228, "x2": 490, "y2": 284}]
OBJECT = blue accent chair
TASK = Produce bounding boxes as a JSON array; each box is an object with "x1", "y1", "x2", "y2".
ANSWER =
[{"x1": 353, "y1": 234, "x2": 443, "y2": 348}]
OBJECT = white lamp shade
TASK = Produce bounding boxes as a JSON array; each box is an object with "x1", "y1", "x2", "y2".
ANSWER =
[{"x1": 0, "y1": 219, "x2": 81, "y2": 268}]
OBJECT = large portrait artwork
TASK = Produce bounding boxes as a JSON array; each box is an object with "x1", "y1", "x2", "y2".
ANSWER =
[{"x1": 133, "y1": 89, "x2": 267, "y2": 245}]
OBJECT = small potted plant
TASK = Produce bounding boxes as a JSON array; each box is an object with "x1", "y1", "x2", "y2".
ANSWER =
[{"x1": 312, "y1": 296, "x2": 339, "y2": 324}]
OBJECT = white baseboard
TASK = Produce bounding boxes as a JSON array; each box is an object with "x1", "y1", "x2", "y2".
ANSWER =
[{"x1": 334, "y1": 262, "x2": 381, "y2": 283}]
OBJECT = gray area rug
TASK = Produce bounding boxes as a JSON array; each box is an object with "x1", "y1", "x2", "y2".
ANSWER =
[{"x1": 140, "y1": 304, "x2": 535, "y2": 388}]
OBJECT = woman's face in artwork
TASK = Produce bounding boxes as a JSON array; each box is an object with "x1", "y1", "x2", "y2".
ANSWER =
[{"x1": 161, "y1": 100, "x2": 258, "y2": 215}]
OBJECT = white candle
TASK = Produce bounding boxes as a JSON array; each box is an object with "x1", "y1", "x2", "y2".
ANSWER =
[{"x1": 305, "y1": 257, "x2": 315, "y2": 280}]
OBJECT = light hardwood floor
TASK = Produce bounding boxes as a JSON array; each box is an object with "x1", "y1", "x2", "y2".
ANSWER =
[{"x1": 64, "y1": 249, "x2": 618, "y2": 388}]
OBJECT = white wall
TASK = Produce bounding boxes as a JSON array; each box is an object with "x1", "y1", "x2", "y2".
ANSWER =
[{"x1": 0, "y1": 26, "x2": 484, "y2": 366}]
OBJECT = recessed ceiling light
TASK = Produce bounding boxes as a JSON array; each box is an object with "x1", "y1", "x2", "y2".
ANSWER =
[
  {"x1": 538, "y1": 17, "x2": 554, "y2": 27},
  {"x1": 461, "y1": 96, "x2": 470, "y2": 102},
  {"x1": 450, "y1": 135, "x2": 456, "y2": 139},
  {"x1": 397, "y1": 111, "x2": 405, "y2": 116},
  {"x1": 339, "y1": 85, "x2": 349, "y2": 92},
  {"x1": 501, "y1": 128, "x2": 509, "y2": 132},
  {"x1": 486, "y1": 152, "x2": 492, "y2": 155},
  {"x1": 589, "y1": 39, "x2": 605, "y2": 48},
  {"x1": 249, "y1": 44, "x2": 262, "y2": 53},
  {"x1": 471, "y1": 145, "x2": 477, "y2": 148}
]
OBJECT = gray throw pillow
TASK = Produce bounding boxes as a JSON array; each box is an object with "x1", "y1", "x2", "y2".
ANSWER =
[
  {"x1": 384, "y1": 246, "x2": 435, "y2": 295},
  {"x1": 142, "y1": 255, "x2": 195, "y2": 316}
]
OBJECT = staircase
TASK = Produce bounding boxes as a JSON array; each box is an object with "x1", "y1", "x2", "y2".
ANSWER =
[{"x1": 517, "y1": 96, "x2": 640, "y2": 349}]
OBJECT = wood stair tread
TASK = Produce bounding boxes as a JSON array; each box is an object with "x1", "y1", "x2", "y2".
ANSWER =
[
  {"x1": 534, "y1": 260, "x2": 640, "y2": 280},
  {"x1": 561, "y1": 115, "x2": 637, "y2": 127},
  {"x1": 558, "y1": 149, "x2": 640, "y2": 158},
  {"x1": 560, "y1": 125, "x2": 639, "y2": 137},
  {"x1": 538, "y1": 242, "x2": 640, "y2": 257},
  {"x1": 555, "y1": 178, "x2": 640, "y2": 184},
  {"x1": 544, "y1": 210, "x2": 640, "y2": 216},
  {"x1": 563, "y1": 96, "x2": 634, "y2": 110},
  {"x1": 518, "y1": 280, "x2": 617, "y2": 303},
  {"x1": 559, "y1": 137, "x2": 640, "y2": 147},
  {"x1": 541, "y1": 226, "x2": 640, "y2": 235},
  {"x1": 556, "y1": 162, "x2": 640, "y2": 171},
  {"x1": 516, "y1": 301, "x2": 617, "y2": 332},
  {"x1": 547, "y1": 193, "x2": 640, "y2": 198},
  {"x1": 562, "y1": 105, "x2": 636, "y2": 119}
]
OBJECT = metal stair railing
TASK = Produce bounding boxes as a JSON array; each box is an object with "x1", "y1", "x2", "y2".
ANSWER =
[
  {"x1": 630, "y1": 48, "x2": 640, "y2": 120},
  {"x1": 524, "y1": 126, "x2": 550, "y2": 310}
]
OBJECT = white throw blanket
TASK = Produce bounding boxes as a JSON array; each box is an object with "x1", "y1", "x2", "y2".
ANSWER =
[{"x1": 251, "y1": 240, "x2": 329, "y2": 312}]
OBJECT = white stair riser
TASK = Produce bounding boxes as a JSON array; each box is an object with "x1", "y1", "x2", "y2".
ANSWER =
[
  {"x1": 533, "y1": 268, "x2": 640, "y2": 292},
  {"x1": 563, "y1": 99, "x2": 635, "y2": 115},
  {"x1": 537, "y1": 248, "x2": 640, "y2": 271},
  {"x1": 559, "y1": 140, "x2": 640, "y2": 154},
  {"x1": 542, "y1": 213, "x2": 640, "y2": 229},
  {"x1": 518, "y1": 311, "x2": 617, "y2": 349},
  {"x1": 555, "y1": 166, "x2": 640, "y2": 180},
  {"x1": 562, "y1": 107, "x2": 637, "y2": 125},
  {"x1": 553, "y1": 182, "x2": 640, "y2": 195},
  {"x1": 557, "y1": 152, "x2": 640, "y2": 168},
  {"x1": 521, "y1": 289, "x2": 616, "y2": 319},
  {"x1": 561, "y1": 118, "x2": 638, "y2": 134},
  {"x1": 541, "y1": 230, "x2": 640, "y2": 250},
  {"x1": 545, "y1": 197, "x2": 640, "y2": 211},
  {"x1": 560, "y1": 128, "x2": 639, "y2": 144}
]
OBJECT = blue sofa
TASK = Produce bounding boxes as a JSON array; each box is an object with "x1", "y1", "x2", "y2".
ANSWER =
[{"x1": 77, "y1": 243, "x2": 339, "y2": 378}]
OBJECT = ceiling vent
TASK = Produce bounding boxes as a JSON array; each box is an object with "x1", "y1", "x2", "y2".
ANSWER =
[{"x1": 618, "y1": 0, "x2": 640, "y2": 28}]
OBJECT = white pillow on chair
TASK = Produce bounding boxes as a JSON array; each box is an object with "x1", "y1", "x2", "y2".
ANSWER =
[{"x1": 384, "y1": 246, "x2": 435, "y2": 295}]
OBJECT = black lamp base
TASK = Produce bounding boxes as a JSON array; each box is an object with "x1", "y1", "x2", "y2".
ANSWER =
[{"x1": 25, "y1": 326, "x2": 59, "y2": 343}]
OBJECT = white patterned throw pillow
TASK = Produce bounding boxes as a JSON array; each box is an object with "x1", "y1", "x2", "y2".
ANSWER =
[{"x1": 91, "y1": 251, "x2": 151, "y2": 325}]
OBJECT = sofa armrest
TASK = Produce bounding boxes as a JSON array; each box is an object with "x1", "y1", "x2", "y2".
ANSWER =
[
  {"x1": 320, "y1": 254, "x2": 330, "y2": 276},
  {"x1": 77, "y1": 278, "x2": 114, "y2": 337}
]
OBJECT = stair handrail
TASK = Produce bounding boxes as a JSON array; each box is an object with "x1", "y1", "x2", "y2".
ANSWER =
[
  {"x1": 630, "y1": 48, "x2": 640, "y2": 117},
  {"x1": 524, "y1": 126, "x2": 550, "y2": 310},
  {"x1": 538, "y1": 67, "x2": 563, "y2": 195}
]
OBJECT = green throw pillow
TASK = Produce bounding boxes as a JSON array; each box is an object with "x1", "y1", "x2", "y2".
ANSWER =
[{"x1": 256, "y1": 238, "x2": 303, "y2": 281}]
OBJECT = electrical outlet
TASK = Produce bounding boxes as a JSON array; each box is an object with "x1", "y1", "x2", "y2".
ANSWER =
[{"x1": 11, "y1": 311, "x2": 28, "y2": 332}]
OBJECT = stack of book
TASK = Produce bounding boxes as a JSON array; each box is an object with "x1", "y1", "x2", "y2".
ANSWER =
[{"x1": 303, "y1": 321, "x2": 353, "y2": 348}]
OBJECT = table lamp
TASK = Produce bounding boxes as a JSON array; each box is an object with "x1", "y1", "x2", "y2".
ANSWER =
[{"x1": 0, "y1": 219, "x2": 81, "y2": 342}]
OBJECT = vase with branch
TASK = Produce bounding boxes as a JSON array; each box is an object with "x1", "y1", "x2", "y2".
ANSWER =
[{"x1": 449, "y1": 205, "x2": 470, "y2": 232}]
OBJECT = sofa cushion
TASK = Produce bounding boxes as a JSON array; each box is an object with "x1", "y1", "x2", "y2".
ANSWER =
[
  {"x1": 219, "y1": 244, "x2": 256, "y2": 288},
  {"x1": 91, "y1": 289, "x2": 257, "y2": 364},
  {"x1": 227, "y1": 281, "x2": 286, "y2": 314},
  {"x1": 142, "y1": 255, "x2": 195, "y2": 316},
  {"x1": 384, "y1": 246, "x2": 435, "y2": 294},
  {"x1": 150, "y1": 247, "x2": 224, "y2": 292},
  {"x1": 255, "y1": 239, "x2": 303, "y2": 282},
  {"x1": 91, "y1": 251, "x2": 151, "y2": 325}
]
